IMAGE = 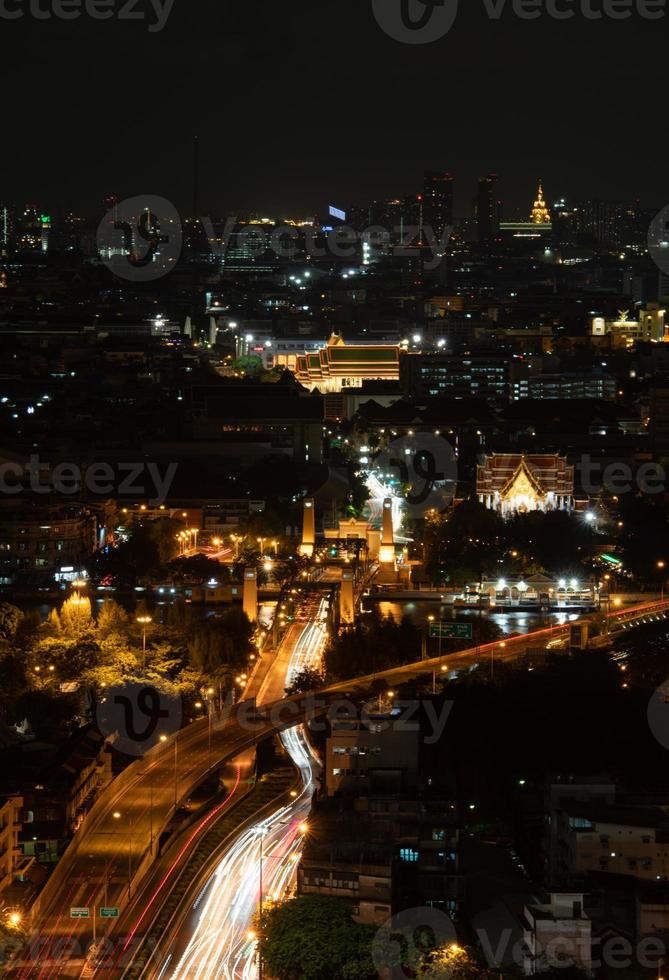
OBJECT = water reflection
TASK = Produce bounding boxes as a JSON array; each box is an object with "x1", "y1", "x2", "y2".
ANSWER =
[{"x1": 364, "y1": 600, "x2": 580, "y2": 637}]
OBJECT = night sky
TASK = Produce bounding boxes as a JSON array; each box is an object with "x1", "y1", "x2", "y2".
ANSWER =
[{"x1": 1, "y1": 0, "x2": 666, "y2": 218}]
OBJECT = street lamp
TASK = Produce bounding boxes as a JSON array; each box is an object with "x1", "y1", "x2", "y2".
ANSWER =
[
  {"x1": 160, "y1": 733, "x2": 179, "y2": 811},
  {"x1": 491, "y1": 641, "x2": 506, "y2": 681},
  {"x1": 257, "y1": 536, "x2": 266, "y2": 556},
  {"x1": 1, "y1": 908, "x2": 22, "y2": 928},
  {"x1": 203, "y1": 686, "x2": 215, "y2": 769},
  {"x1": 112, "y1": 810, "x2": 133, "y2": 899},
  {"x1": 136, "y1": 615, "x2": 152, "y2": 666},
  {"x1": 255, "y1": 827, "x2": 268, "y2": 980}
]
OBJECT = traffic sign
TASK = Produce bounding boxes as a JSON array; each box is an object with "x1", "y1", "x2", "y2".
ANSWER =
[
  {"x1": 429, "y1": 623, "x2": 473, "y2": 640},
  {"x1": 70, "y1": 908, "x2": 90, "y2": 918},
  {"x1": 99, "y1": 907, "x2": 119, "y2": 918}
]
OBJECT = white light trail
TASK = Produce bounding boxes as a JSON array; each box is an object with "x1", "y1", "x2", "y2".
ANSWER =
[{"x1": 169, "y1": 599, "x2": 327, "y2": 979}]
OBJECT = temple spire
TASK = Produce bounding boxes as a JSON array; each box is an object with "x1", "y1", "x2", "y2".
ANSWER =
[{"x1": 530, "y1": 180, "x2": 550, "y2": 224}]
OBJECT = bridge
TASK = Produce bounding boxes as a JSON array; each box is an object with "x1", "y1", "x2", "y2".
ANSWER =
[{"x1": 18, "y1": 594, "x2": 669, "y2": 977}]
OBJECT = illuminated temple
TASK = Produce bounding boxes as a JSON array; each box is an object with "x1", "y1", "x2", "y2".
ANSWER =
[
  {"x1": 477, "y1": 453, "x2": 576, "y2": 517},
  {"x1": 530, "y1": 181, "x2": 550, "y2": 224},
  {"x1": 294, "y1": 332, "x2": 400, "y2": 393}
]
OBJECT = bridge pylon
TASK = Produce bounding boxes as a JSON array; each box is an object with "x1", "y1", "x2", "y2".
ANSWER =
[
  {"x1": 243, "y1": 566, "x2": 258, "y2": 622},
  {"x1": 379, "y1": 497, "x2": 395, "y2": 564},
  {"x1": 340, "y1": 568, "x2": 355, "y2": 624},
  {"x1": 299, "y1": 497, "x2": 316, "y2": 557}
]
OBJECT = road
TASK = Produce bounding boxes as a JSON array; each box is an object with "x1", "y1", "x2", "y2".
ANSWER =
[
  {"x1": 16, "y1": 587, "x2": 666, "y2": 977},
  {"x1": 149, "y1": 597, "x2": 327, "y2": 980},
  {"x1": 13, "y1": 595, "x2": 329, "y2": 979},
  {"x1": 324, "y1": 596, "x2": 669, "y2": 693}
]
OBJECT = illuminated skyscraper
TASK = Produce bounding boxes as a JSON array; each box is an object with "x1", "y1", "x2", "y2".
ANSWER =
[
  {"x1": 423, "y1": 170, "x2": 454, "y2": 242},
  {"x1": 477, "y1": 173, "x2": 499, "y2": 242}
]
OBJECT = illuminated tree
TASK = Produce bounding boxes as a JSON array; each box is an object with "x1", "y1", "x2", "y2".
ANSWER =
[
  {"x1": 58, "y1": 595, "x2": 94, "y2": 637},
  {"x1": 258, "y1": 896, "x2": 376, "y2": 980},
  {"x1": 96, "y1": 599, "x2": 129, "y2": 637},
  {"x1": 0, "y1": 602, "x2": 21, "y2": 641}
]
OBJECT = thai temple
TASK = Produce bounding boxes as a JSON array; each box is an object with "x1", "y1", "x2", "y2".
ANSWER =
[
  {"x1": 530, "y1": 181, "x2": 551, "y2": 225},
  {"x1": 477, "y1": 454, "x2": 579, "y2": 518},
  {"x1": 294, "y1": 332, "x2": 400, "y2": 393}
]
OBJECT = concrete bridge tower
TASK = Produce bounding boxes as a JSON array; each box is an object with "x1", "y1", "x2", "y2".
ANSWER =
[
  {"x1": 243, "y1": 567, "x2": 258, "y2": 622},
  {"x1": 340, "y1": 568, "x2": 355, "y2": 624},
  {"x1": 299, "y1": 498, "x2": 315, "y2": 557},
  {"x1": 379, "y1": 498, "x2": 395, "y2": 564}
]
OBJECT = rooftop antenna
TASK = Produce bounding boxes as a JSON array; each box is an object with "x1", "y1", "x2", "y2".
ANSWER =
[{"x1": 193, "y1": 134, "x2": 200, "y2": 221}]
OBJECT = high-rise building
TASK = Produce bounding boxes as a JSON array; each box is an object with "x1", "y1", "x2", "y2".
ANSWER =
[
  {"x1": 0, "y1": 205, "x2": 12, "y2": 254},
  {"x1": 477, "y1": 173, "x2": 499, "y2": 242},
  {"x1": 575, "y1": 199, "x2": 622, "y2": 247},
  {"x1": 423, "y1": 170, "x2": 454, "y2": 242}
]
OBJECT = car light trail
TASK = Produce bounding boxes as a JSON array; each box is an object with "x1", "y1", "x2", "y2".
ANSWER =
[{"x1": 167, "y1": 598, "x2": 326, "y2": 980}]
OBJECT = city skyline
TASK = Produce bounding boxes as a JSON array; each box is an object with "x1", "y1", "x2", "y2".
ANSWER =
[{"x1": 1, "y1": 1, "x2": 667, "y2": 215}]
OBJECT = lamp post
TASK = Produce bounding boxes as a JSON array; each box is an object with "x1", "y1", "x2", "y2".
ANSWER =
[
  {"x1": 203, "y1": 687, "x2": 215, "y2": 770},
  {"x1": 491, "y1": 641, "x2": 506, "y2": 682},
  {"x1": 658, "y1": 561, "x2": 666, "y2": 602},
  {"x1": 257, "y1": 536, "x2": 266, "y2": 557},
  {"x1": 112, "y1": 810, "x2": 133, "y2": 900},
  {"x1": 255, "y1": 827, "x2": 268, "y2": 980},
  {"x1": 136, "y1": 615, "x2": 152, "y2": 668},
  {"x1": 160, "y1": 734, "x2": 179, "y2": 811}
]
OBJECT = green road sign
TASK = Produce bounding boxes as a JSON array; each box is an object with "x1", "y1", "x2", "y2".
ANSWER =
[
  {"x1": 70, "y1": 908, "x2": 90, "y2": 918},
  {"x1": 100, "y1": 907, "x2": 119, "y2": 918},
  {"x1": 429, "y1": 622, "x2": 474, "y2": 640}
]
